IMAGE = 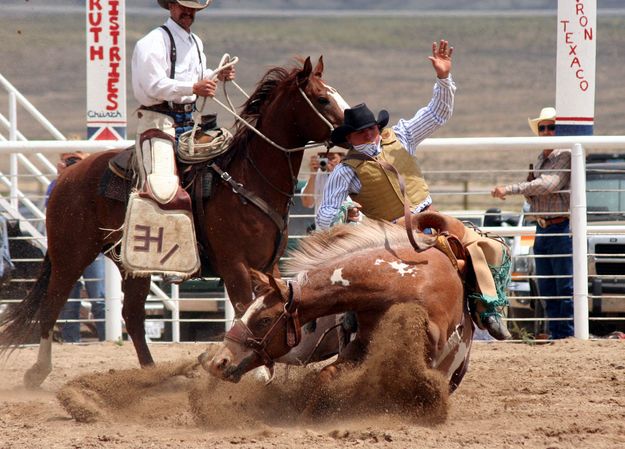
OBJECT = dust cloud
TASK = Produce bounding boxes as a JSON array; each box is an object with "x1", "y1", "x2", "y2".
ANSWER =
[{"x1": 57, "y1": 303, "x2": 448, "y2": 428}]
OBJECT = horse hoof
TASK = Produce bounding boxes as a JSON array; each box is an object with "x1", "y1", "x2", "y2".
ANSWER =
[{"x1": 23, "y1": 363, "x2": 52, "y2": 389}]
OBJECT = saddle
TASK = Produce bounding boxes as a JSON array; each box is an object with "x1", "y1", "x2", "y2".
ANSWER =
[
  {"x1": 411, "y1": 211, "x2": 511, "y2": 325},
  {"x1": 99, "y1": 139, "x2": 237, "y2": 279}
]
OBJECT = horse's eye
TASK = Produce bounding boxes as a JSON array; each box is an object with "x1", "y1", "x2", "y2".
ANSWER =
[
  {"x1": 257, "y1": 317, "x2": 273, "y2": 328},
  {"x1": 317, "y1": 97, "x2": 330, "y2": 106}
]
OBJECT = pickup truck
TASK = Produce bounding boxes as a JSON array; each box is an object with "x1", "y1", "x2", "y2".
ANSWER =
[{"x1": 585, "y1": 154, "x2": 625, "y2": 334}]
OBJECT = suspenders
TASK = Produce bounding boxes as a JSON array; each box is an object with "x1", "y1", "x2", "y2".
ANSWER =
[{"x1": 160, "y1": 25, "x2": 203, "y2": 80}]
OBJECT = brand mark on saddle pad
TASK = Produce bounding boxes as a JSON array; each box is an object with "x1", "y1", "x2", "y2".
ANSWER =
[{"x1": 121, "y1": 193, "x2": 200, "y2": 278}]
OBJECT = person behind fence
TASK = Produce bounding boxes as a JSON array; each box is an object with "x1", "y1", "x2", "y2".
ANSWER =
[
  {"x1": 46, "y1": 151, "x2": 106, "y2": 342},
  {"x1": 0, "y1": 216, "x2": 15, "y2": 288},
  {"x1": 301, "y1": 149, "x2": 362, "y2": 228},
  {"x1": 491, "y1": 106, "x2": 574, "y2": 339}
]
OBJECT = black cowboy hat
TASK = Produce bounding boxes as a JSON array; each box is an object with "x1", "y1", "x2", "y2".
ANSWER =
[{"x1": 330, "y1": 103, "x2": 389, "y2": 148}]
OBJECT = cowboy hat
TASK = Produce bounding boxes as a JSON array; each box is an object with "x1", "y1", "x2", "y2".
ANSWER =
[
  {"x1": 330, "y1": 103, "x2": 389, "y2": 148},
  {"x1": 528, "y1": 107, "x2": 556, "y2": 136},
  {"x1": 158, "y1": 0, "x2": 212, "y2": 10}
]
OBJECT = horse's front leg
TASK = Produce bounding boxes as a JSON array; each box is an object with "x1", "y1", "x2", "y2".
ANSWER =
[
  {"x1": 121, "y1": 276, "x2": 154, "y2": 367},
  {"x1": 221, "y1": 262, "x2": 255, "y2": 316}
]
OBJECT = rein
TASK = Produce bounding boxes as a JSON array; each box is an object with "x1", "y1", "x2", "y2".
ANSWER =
[
  {"x1": 225, "y1": 281, "x2": 302, "y2": 368},
  {"x1": 342, "y1": 152, "x2": 423, "y2": 252}
]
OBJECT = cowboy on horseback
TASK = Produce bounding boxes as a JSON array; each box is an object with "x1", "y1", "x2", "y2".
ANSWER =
[
  {"x1": 125, "y1": 0, "x2": 235, "y2": 278},
  {"x1": 314, "y1": 40, "x2": 511, "y2": 340}
]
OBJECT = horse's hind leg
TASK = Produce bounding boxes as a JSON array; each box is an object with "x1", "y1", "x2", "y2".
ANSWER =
[
  {"x1": 24, "y1": 258, "x2": 92, "y2": 388},
  {"x1": 121, "y1": 276, "x2": 154, "y2": 367}
]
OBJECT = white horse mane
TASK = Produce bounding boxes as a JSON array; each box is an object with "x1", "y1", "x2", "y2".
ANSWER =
[{"x1": 284, "y1": 220, "x2": 422, "y2": 278}]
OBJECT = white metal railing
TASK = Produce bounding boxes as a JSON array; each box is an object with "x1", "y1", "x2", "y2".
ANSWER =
[
  {"x1": 4, "y1": 137, "x2": 625, "y2": 342},
  {"x1": 3, "y1": 69, "x2": 625, "y2": 341}
]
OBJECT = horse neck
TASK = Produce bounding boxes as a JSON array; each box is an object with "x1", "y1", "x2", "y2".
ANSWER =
[{"x1": 243, "y1": 95, "x2": 310, "y2": 192}]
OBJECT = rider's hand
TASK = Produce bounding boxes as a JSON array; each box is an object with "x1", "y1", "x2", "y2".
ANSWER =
[
  {"x1": 346, "y1": 202, "x2": 362, "y2": 222},
  {"x1": 218, "y1": 66, "x2": 236, "y2": 82},
  {"x1": 193, "y1": 79, "x2": 218, "y2": 98},
  {"x1": 491, "y1": 186, "x2": 507, "y2": 200},
  {"x1": 428, "y1": 39, "x2": 453, "y2": 79}
]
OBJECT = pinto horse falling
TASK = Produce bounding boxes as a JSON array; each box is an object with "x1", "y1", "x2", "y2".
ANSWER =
[
  {"x1": 205, "y1": 219, "x2": 474, "y2": 396},
  {"x1": 0, "y1": 56, "x2": 347, "y2": 388}
]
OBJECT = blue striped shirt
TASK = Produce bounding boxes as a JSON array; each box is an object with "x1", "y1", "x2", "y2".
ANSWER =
[{"x1": 315, "y1": 75, "x2": 456, "y2": 229}]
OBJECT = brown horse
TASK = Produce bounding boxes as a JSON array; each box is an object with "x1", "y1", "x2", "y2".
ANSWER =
[
  {"x1": 0, "y1": 56, "x2": 347, "y2": 387},
  {"x1": 204, "y1": 219, "x2": 474, "y2": 396}
]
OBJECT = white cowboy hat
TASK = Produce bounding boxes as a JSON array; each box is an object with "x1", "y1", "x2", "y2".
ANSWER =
[
  {"x1": 528, "y1": 107, "x2": 556, "y2": 136},
  {"x1": 158, "y1": 0, "x2": 212, "y2": 10}
]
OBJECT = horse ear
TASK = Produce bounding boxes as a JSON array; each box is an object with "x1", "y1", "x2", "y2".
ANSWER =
[
  {"x1": 313, "y1": 56, "x2": 324, "y2": 78},
  {"x1": 297, "y1": 57, "x2": 313, "y2": 87},
  {"x1": 249, "y1": 269, "x2": 270, "y2": 294},
  {"x1": 268, "y1": 275, "x2": 289, "y2": 300}
]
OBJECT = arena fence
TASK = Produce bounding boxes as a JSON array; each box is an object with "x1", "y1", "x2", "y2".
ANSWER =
[{"x1": 2, "y1": 74, "x2": 625, "y2": 343}]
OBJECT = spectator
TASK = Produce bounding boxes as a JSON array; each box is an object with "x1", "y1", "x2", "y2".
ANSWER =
[
  {"x1": 46, "y1": 150, "x2": 106, "y2": 342},
  {"x1": 491, "y1": 106, "x2": 574, "y2": 339},
  {"x1": 301, "y1": 150, "x2": 346, "y2": 213}
]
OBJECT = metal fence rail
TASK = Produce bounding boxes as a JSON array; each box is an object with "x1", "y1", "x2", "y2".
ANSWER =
[{"x1": 3, "y1": 73, "x2": 625, "y2": 342}]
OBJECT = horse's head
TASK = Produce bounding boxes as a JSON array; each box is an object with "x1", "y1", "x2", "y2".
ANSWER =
[
  {"x1": 290, "y1": 56, "x2": 348, "y2": 145},
  {"x1": 204, "y1": 270, "x2": 300, "y2": 382}
]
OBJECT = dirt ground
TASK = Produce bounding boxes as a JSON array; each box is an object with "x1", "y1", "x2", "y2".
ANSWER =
[{"x1": 1, "y1": 337, "x2": 624, "y2": 449}]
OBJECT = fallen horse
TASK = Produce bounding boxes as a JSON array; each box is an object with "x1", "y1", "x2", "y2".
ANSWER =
[{"x1": 202, "y1": 219, "x2": 474, "y2": 414}]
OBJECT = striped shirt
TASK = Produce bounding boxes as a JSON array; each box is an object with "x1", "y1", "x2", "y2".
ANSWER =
[
  {"x1": 505, "y1": 148, "x2": 571, "y2": 217},
  {"x1": 315, "y1": 75, "x2": 456, "y2": 229}
]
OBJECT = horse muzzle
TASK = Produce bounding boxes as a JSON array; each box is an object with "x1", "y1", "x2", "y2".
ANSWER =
[{"x1": 202, "y1": 345, "x2": 258, "y2": 383}]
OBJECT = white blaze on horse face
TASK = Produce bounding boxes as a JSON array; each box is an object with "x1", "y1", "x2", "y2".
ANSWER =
[
  {"x1": 241, "y1": 295, "x2": 268, "y2": 325},
  {"x1": 323, "y1": 82, "x2": 350, "y2": 111},
  {"x1": 374, "y1": 258, "x2": 417, "y2": 277},
  {"x1": 330, "y1": 267, "x2": 350, "y2": 286}
]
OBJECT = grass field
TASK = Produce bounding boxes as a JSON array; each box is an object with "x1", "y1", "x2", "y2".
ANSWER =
[{"x1": 1, "y1": 11, "x2": 624, "y2": 209}]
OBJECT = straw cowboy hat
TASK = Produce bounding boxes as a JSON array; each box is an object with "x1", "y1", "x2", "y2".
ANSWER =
[
  {"x1": 330, "y1": 103, "x2": 389, "y2": 148},
  {"x1": 158, "y1": 0, "x2": 212, "y2": 10},
  {"x1": 528, "y1": 107, "x2": 556, "y2": 136}
]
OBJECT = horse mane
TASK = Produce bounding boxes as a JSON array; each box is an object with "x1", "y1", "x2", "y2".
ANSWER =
[
  {"x1": 283, "y1": 220, "x2": 424, "y2": 277},
  {"x1": 228, "y1": 61, "x2": 303, "y2": 154}
]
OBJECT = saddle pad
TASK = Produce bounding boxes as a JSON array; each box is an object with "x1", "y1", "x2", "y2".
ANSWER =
[{"x1": 121, "y1": 193, "x2": 200, "y2": 278}]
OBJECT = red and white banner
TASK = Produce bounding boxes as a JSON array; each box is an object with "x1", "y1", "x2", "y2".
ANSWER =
[
  {"x1": 86, "y1": 0, "x2": 126, "y2": 140},
  {"x1": 556, "y1": 0, "x2": 596, "y2": 135}
]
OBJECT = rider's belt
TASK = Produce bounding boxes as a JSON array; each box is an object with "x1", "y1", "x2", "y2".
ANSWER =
[
  {"x1": 536, "y1": 216, "x2": 568, "y2": 228},
  {"x1": 141, "y1": 102, "x2": 194, "y2": 114}
]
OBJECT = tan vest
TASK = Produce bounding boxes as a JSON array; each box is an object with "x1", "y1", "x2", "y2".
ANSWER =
[{"x1": 343, "y1": 128, "x2": 430, "y2": 221}]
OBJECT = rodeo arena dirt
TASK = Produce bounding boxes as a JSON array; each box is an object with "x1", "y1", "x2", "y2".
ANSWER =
[
  {"x1": 0, "y1": 329, "x2": 624, "y2": 448},
  {"x1": 3, "y1": 3, "x2": 625, "y2": 449}
]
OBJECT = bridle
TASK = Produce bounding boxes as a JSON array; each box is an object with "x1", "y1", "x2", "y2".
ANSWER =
[{"x1": 224, "y1": 281, "x2": 302, "y2": 368}]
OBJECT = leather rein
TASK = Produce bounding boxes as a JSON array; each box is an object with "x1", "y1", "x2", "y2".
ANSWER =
[{"x1": 224, "y1": 281, "x2": 302, "y2": 368}]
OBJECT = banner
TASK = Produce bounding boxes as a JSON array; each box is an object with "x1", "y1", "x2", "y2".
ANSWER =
[
  {"x1": 556, "y1": 0, "x2": 596, "y2": 136},
  {"x1": 86, "y1": 0, "x2": 126, "y2": 140}
]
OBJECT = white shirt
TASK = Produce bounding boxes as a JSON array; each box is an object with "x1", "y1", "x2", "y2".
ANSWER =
[
  {"x1": 315, "y1": 76, "x2": 456, "y2": 229},
  {"x1": 131, "y1": 18, "x2": 214, "y2": 106}
]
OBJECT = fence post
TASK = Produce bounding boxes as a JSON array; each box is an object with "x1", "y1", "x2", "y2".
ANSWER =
[
  {"x1": 104, "y1": 258, "x2": 123, "y2": 341},
  {"x1": 9, "y1": 92, "x2": 18, "y2": 211},
  {"x1": 570, "y1": 143, "x2": 589, "y2": 339}
]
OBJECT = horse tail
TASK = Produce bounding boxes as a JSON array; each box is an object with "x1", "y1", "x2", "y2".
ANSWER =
[{"x1": 0, "y1": 253, "x2": 52, "y2": 353}]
